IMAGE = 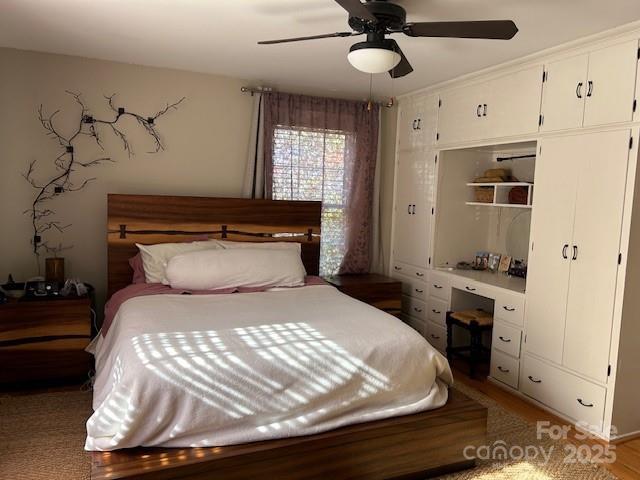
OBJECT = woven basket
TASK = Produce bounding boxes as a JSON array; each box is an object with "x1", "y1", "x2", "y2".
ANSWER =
[
  {"x1": 474, "y1": 186, "x2": 494, "y2": 203},
  {"x1": 509, "y1": 186, "x2": 528, "y2": 205}
]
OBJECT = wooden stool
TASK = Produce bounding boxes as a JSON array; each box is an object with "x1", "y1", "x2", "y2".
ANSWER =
[{"x1": 446, "y1": 309, "x2": 493, "y2": 379}]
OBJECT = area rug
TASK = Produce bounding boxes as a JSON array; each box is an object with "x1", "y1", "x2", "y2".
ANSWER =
[{"x1": 0, "y1": 382, "x2": 617, "y2": 479}]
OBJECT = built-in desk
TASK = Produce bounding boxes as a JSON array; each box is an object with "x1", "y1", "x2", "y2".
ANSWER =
[{"x1": 428, "y1": 268, "x2": 526, "y2": 390}]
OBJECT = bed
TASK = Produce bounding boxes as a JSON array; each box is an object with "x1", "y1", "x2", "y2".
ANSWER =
[{"x1": 89, "y1": 194, "x2": 487, "y2": 479}]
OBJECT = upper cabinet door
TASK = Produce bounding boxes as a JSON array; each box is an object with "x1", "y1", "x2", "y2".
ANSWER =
[
  {"x1": 540, "y1": 54, "x2": 589, "y2": 132},
  {"x1": 524, "y1": 136, "x2": 581, "y2": 364},
  {"x1": 437, "y1": 82, "x2": 486, "y2": 145},
  {"x1": 583, "y1": 40, "x2": 639, "y2": 127},
  {"x1": 397, "y1": 100, "x2": 419, "y2": 152},
  {"x1": 563, "y1": 130, "x2": 631, "y2": 382},
  {"x1": 413, "y1": 95, "x2": 439, "y2": 150},
  {"x1": 486, "y1": 65, "x2": 544, "y2": 139},
  {"x1": 397, "y1": 95, "x2": 439, "y2": 152}
]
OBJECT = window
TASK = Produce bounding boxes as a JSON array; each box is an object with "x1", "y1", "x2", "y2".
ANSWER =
[{"x1": 271, "y1": 126, "x2": 350, "y2": 275}]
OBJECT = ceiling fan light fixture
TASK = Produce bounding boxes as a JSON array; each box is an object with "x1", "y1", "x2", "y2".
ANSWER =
[{"x1": 347, "y1": 42, "x2": 401, "y2": 74}]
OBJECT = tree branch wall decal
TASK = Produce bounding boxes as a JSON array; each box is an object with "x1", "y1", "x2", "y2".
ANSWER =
[{"x1": 23, "y1": 90, "x2": 185, "y2": 266}]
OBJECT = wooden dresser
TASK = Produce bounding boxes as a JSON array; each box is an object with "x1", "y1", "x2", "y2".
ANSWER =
[
  {"x1": 0, "y1": 296, "x2": 93, "y2": 386},
  {"x1": 323, "y1": 273, "x2": 402, "y2": 317}
]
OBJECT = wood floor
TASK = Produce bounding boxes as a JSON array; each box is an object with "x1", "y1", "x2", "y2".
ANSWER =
[{"x1": 452, "y1": 363, "x2": 640, "y2": 480}]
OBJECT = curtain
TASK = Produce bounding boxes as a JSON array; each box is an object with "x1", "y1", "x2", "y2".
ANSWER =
[
  {"x1": 263, "y1": 92, "x2": 380, "y2": 274},
  {"x1": 242, "y1": 93, "x2": 265, "y2": 199}
]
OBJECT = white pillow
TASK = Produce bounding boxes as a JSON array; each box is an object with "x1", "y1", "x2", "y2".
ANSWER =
[
  {"x1": 136, "y1": 240, "x2": 223, "y2": 284},
  {"x1": 165, "y1": 248, "x2": 307, "y2": 290},
  {"x1": 217, "y1": 240, "x2": 301, "y2": 253}
]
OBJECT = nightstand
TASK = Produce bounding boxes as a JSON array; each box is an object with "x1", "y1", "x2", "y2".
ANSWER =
[
  {"x1": 0, "y1": 295, "x2": 93, "y2": 387},
  {"x1": 323, "y1": 273, "x2": 402, "y2": 317}
]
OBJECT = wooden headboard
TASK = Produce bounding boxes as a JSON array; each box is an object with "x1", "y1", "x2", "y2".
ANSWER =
[{"x1": 107, "y1": 194, "x2": 322, "y2": 298}]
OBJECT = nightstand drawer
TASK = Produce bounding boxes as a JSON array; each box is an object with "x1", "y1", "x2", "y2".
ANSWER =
[
  {"x1": 0, "y1": 297, "x2": 92, "y2": 386},
  {"x1": 0, "y1": 299, "x2": 91, "y2": 341}
]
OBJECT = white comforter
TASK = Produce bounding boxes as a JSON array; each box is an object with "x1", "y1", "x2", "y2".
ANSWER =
[{"x1": 85, "y1": 285, "x2": 453, "y2": 451}]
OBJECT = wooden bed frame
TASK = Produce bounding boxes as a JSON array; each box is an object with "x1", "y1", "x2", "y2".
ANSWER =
[{"x1": 93, "y1": 194, "x2": 487, "y2": 480}]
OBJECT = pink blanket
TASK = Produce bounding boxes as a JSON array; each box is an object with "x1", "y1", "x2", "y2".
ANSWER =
[{"x1": 102, "y1": 276, "x2": 328, "y2": 337}]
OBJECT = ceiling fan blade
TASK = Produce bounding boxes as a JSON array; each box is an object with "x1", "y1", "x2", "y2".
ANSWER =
[
  {"x1": 403, "y1": 20, "x2": 518, "y2": 40},
  {"x1": 258, "y1": 32, "x2": 357, "y2": 45},
  {"x1": 388, "y1": 40, "x2": 413, "y2": 78},
  {"x1": 334, "y1": 0, "x2": 377, "y2": 23}
]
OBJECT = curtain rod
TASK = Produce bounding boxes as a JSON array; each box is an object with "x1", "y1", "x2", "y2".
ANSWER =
[{"x1": 240, "y1": 86, "x2": 395, "y2": 108}]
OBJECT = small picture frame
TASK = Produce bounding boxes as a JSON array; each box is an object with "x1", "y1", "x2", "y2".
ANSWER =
[
  {"x1": 474, "y1": 251, "x2": 489, "y2": 270},
  {"x1": 498, "y1": 255, "x2": 512, "y2": 273},
  {"x1": 488, "y1": 253, "x2": 501, "y2": 272}
]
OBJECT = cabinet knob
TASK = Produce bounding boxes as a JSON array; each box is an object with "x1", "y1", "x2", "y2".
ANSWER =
[
  {"x1": 587, "y1": 81, "x2": 593, "y2": 97},
  {"x1": 414, "y1": 307, "x2": 423, "y2": 313},
  {"x1": 577, "y1": 398, "x2": 594, "y2": 408},
  {"x1": 476, "y1": 104, "x2": 482, "y2": 117},
  {"x1": 433, "y1": 284, "x2": 443, "y2": 289},
  {"x1": 499, "y1": 336, "x2": 511, "y2": 343},
  {"x1": 394, "y1": 266, "x2": 402, "y2": 271},
  {"x1": 465, "y1": 286, "x2": 476, "y2": 292},
  {"x1": 497, "y1": 366, "x2": 510, "y2": 373},
  {"x1": 502, "y1": 306, "x2": 516, "y2": 312},
  {"x1": 432, "y1": 309, "x2": 441, "y2": 314},
  {"x1": 482, "y1": 104, "x2": 488, "y2": 117},
  {"x1": 416, "y1": 118, "x2": 422, "y2": 130},
  {"x1": 415, "y1": 288, "x2": 424, "y2": 293},
  {"x1": 528, "y1": 375, "x2": 542, "y2": 384},
  {"x1": 576, "y1": 82, "x2": 583, "y2": 99},
  {"x1": 562, "y1": 244, "x2": 568, "y2": 259},
  {"x1": 415, "y1": 272, "x2": 424, "y2": 277}
]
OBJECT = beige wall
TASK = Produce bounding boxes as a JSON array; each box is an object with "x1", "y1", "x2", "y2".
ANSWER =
[
  {"x1": 0, "y1": 48, "x2": 254, "y2": 308},
  {"x1": 0, "y1": 47, "x2": 398, "y2": 309}
]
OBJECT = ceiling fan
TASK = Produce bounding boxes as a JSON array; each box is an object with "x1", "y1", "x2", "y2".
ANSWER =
[{"x1": 258, "y1": 0, "x2": 518, "y2": 78}]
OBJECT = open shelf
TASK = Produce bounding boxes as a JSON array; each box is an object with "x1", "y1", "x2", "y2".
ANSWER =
[{"x1": 467, "y1": 182, "x2": 533, "y2": 209}]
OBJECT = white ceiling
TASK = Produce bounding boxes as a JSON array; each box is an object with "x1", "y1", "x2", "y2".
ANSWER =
[{"x1": 2, "y1": 0, "x2": 640, "y2": 100}]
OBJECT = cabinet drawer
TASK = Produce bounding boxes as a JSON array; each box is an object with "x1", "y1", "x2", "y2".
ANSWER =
[
  {"x1": 495, "y1": 291, "x2": 525, "y2": 326},
  {"x1": 428, "y1": 298, "x2": 448, "y2": 326},
  {"x1": 492, "y1": 322, "x2": 522, "y2": 358},
  {"x1": 429, "y1": 272, "x2": 451, "y2": 302},
  {"x1": 403, "y1": 315, "x2": 425, "y2": 336},
  {"x1": 401, "y1": 295, "x2": 427, "y2": 321},
  {"x1": 395, "y1": 273, "x2": 427, "y2": 302},
  {"x1": 392, "y1": 262, "x2": 427, "y2": 281},
  {"x1": 490, "y1": 349, "x2": 520, "y2": 389},
  {"x1": 450, "y1": 277, "x2": 492, "y2": 299},
  {"x1": 425, "y1": 321, "x2": 447, "y2": 354},
  {"x1": 521, "y1": 355, "x2": 606, "y2": 428}
]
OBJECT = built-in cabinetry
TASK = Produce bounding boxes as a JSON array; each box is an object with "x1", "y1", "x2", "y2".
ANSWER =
[
  {"x1": 540, "y1": 40, "x2": 639, "y2": 131},
  {"x1": 437, "y1": 65, "x2": 543, "y2": 145},
  {"x1": 390, "y1": 21, "x2": 640, "y2": 441}
]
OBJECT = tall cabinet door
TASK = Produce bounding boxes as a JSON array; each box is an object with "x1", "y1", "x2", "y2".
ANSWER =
[
  {"x1": 524, "y1": 136, "x2": 581, "y2": 364},
  {"x1": 392, "y1": 150, "x2": 431, "y2": 268},
  {"x1": 583, "y1": 40, "x2": 639, "y2": 127},
  {"x1": 392, "y1": 151, "x2": 417, "y2": 264},
  {"x1": 540, "y1": 54, "x2": 589, "y2": 132},
  {"x1": 563, "y1": 130, "x2": 631, "y2": 382},
  {"x1": 397, "y1": 100, "x2": 419, "y2": 152}
]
